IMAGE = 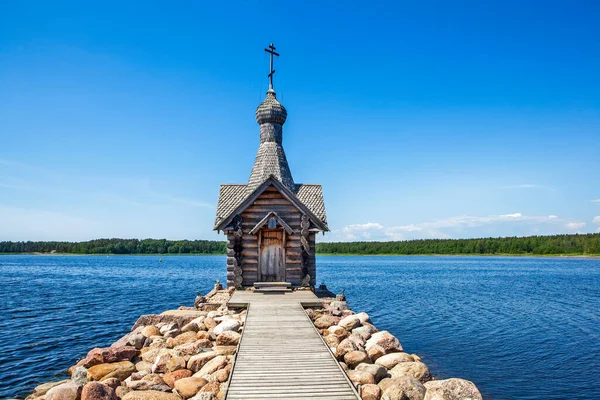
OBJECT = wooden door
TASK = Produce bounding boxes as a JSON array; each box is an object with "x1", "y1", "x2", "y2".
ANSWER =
[{"x1": 260, "y1": 230, "x2": 284, "y2": 282}]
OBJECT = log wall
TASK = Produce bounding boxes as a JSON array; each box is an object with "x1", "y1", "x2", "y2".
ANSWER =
[{"x1": 224, "y1": 185, "x2": 317, "y2": 287}]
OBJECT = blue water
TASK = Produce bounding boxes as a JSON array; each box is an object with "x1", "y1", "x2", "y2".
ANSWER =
[{"x1": 1, "y1": 256, "x2": 599, "y2": 399}]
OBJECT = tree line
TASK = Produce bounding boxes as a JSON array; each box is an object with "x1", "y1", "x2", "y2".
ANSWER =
[
  {"x1": 0, "y1": 238, "x2": 226, "y2": 255},
  {"x1": 316, "y1": 233, "x2": 600, "y2": 255},
  {"x1": 0, "y1": 233, "x2": 599, "y2": 255}
]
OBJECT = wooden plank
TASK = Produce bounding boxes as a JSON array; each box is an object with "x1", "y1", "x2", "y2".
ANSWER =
[{"x1": 225, "y1": 297, "x2": 359, "y2": 400}]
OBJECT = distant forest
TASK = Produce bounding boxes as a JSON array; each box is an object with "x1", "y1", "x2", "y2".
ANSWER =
[
  {"x1": 317, "y1": 233, "x2": 600, "y2": 255},
  {"x1": 0, "y1": 238, "x2": 226, "y2": 255},
  {"x1": 1, "y1": 233, "x2": 599, "y2": 256}
]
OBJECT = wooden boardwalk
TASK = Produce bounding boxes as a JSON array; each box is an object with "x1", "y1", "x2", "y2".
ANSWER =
[{"x1": 226, "y1": 293, "x2": 360, "y2": 399}]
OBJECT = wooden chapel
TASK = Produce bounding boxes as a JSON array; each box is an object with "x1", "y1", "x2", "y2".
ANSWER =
[{"x1": 214, "y1": 44, "x2": 328, "y2": 289}]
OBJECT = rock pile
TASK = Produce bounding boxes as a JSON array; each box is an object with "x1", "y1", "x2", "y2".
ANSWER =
[
  {"x1": 24, "y1": 285, "x2": 242, "y2": 400},
  {"x1": 308, "y1": 300, "x2": 482, "y2": 400}
]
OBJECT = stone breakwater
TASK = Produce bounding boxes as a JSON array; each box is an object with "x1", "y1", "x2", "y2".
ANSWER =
[
  {"x1": 308, "y1": 295, "x2": 482, "y2": 400},
  {"x1": 18, "y1": 284, "x2": 482, "y2": 400},
  {"x1": 21, "y1": 283, "x2": 241, "y2": 400}
]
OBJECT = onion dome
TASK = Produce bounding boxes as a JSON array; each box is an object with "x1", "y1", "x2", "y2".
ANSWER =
[{"x1": 255, "y1": 89, "x2": 287, "y2": 125}]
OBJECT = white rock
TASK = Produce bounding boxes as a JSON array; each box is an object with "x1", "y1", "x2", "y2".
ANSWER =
[{"x1": 213, "y1": 319, "x2": 240, "y2": 335}]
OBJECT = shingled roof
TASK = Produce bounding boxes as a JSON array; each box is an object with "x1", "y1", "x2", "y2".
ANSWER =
[{"x1": 214, "y1": 182, "x2": 327, "y2": 230}]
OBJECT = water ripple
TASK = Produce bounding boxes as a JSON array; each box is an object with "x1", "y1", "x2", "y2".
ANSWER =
[{"x1": 1, "y1": 255, "x2": 599, "y2": 399}]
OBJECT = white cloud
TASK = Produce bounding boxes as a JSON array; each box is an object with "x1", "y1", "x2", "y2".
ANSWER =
[
  {"x1": 592, "y1": 199, "x2": 600, "y2": 204},
  {"x1": 593, "y1": 216, "x2": 600, "y2": 224},
  {"x1": 328, "y1": 213, "x2": 588, "y2": 242},
  {"x1": 340, "y1": 223, "x2": 384, "y2": 240},
  {"x1": 566, "y1": 222, "x2": 586, "y2": 231}
]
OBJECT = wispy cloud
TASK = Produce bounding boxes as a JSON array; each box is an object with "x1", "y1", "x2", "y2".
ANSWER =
[
  {"x1": 593, "y1": 216, "x2": 600, "y2": 224},
  {"x1": 169, "y1": 196, "x2": 213, "y2": 208},
  {"x1": 330, "y1": 213, "x2": 587, "y2": 242},
  {"x1": 0, "y1": 205, "x2": 105, "y2": 241},
  {"x1": 591, "y1": 199, "x2": 600, "y2": 204},
  {"x1": 502, "y1": 184, "x2": 555, "y2": 191}
]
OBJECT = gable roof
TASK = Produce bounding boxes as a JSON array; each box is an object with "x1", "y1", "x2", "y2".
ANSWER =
[{"x1": 214, "y1": 176, "x2": 328, "y2": 232}]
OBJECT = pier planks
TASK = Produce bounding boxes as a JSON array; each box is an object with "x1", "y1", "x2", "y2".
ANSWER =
[{"x1": 226, "y1": 293, "x2": 359, "y2": 400}]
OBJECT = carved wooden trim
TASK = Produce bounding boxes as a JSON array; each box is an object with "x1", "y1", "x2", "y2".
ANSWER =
[
  {"x1": 248, "y1": 211, "x2": 294, "y2": 235},
  {"x1": 300, "y1": 214, "x2": 311, "y2": 287}
]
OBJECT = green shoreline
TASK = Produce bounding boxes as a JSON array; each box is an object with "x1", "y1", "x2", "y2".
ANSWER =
[{"x1": 1, "y1": 252, "x2": 599, "y2": 258}]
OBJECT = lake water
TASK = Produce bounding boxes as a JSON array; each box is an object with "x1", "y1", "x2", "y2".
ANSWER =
[{"x1": 1, "y1": 255, "x2": 599, "y2": 399}]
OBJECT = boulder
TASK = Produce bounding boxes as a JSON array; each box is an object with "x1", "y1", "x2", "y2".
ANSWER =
[
  {"x1": 135, "y1": 361, "x2": 154, "y2": 373},
  {"x1": 212, "y1": 346, "x2": 237, "y2": 356},
  {"x1": 195, "y1": 356, "x2": 228, "y2": 376},
  {"x1": 196, "y1": 331, "x2": 211, "y2": 340},
  {"x1": 88, "y1": 361, "x2": 136, "y2": 382},
  {"x1": 215, "y1": 331, "x2": 240, "y2": 346},
  {"x1": 174, "y1": 377, "x2": 208, "y2": 399},
  {"x1": 348, "y1": 333, "x2": 366, "y2": 348},
  {"x1": 339, "y1": 314, "x2": 361, "y2": 330},
  {"x1": 163, "y1": 369, "x2": 193, "y2": 388},
  {"x1": 198, "y1": 381, "x2": 220, "y2": 395},
  {"x1": 101, "y1": 378, "x2": 120, "y2": 390},
  {"x1": 367, "y1": 344, "x2": 387, "y2": 361},
  {"x1": 375, "y1": 353, "x2": 416, "y2": 370},
  {"x1": 344, "y1": 350, "x2": 371, "y2": 369},
  {"x1": 314, "y1": 315, "x2": 336, "y2": 329},
  {"x1": 174, "y1": 341, "x2": 209, "y2": 356},
  {"x1": 152, "y1": 357, "x2": 185, "y2": 375},
  {"x1": 150, "y1": 349, "x2": 186, "y2": 373},
  {"x1": 213, "y1": 368, "x2": 230, "y2": 383},
  {"x1": 328, "y1": 300, "x2": 349, "y2": 312},
  {"x1": 355, "y1": 363, "x2": 388, "y2": 382},
  {"x1": 203, "y1": 318, "x2": 217, "y2": 330},
  {"x1": 72, "y1": 366, "x2": 89, "y2": 386},
  {"x1": 327, "y1": 325, "x2": 346, "y2": 336},
  {"x1": 111, "y1": 327, "x2": 144, "y2": 349},
  {"x1": 389, "y1": 362, "x2": 431, "y2": 383},
  {"x1": 150, "y1": 384, "x2": 172, "y2": 392},
  {"x1": 187, "y1": 352, "x2": 217, "y2": 372},
  {"x1": 379, "y1": 376, "x2": 426, "y2": 400},
  {"x1": 335, "y1": 338, "x2": 359, "y2": 359},
  {"x1": 347, "y1": 370, "x2": 376, "y2": 385},
  {"x1": 382, "y1": 387, "x2": 409, "y2": 400},
  {"x1": 122, "y1": 390, "x2": 183, "y2": 400},
  {"x1": 30, "y1": 380, "x2": 71, "y2": 398},
  {"x1": 365, "y1": 331, "x2": 403, "y2": 354},
  {"x1": 213, "y1": 320, "x2": 240, "y2": 335},
  {"x1": 361, "y1": 384, "x2": 382, "y2": 400},
  {"x1": 353, "y1": 326, "x2": 374, "y2": 341},
  {"x1": 126, "y1": 333, "x2": 146, "y2": 349},
  {"x1": 356, "y1": 312, "x2": 371, "y2": 324},
  {"x1": 169, "y1": 332, "x2": 199, "y2": 347},
  {"x1": 81, "y1": 382, "x2": 117, "y2": 400},
  {"x1": 115, "y1": 387, "x2": 131, "y2": 398},
  {"x1": 323, "y1": 334, "x2": 340, "y2": 348},
  {"x1": 109, "y1": 346, "x2": 140, "y2": 361},
  {"x1": 189, "y1": 393, "x2": 218, "y2": 400},
  {"x1": 45, "y1": 382, "x2": 83, "y2": 400},
  {"x1": 76, "y1": 346, "x2": 139, "y2": 369},
  {"x1": 141, "y1": 348, "x2": 162, "y2": 364},
  {"x1": 182, "y1": 317, "x2": 206, "y2": 333},
  {"x1": 423, "y1": 378, "x2": 482, "y2": 400},
  {"x1": 144, "y1": 374, "x2": 166, "y2": 386},
  {"x1": 141, "y1": 326, "x2": 161, "y2": 338}
]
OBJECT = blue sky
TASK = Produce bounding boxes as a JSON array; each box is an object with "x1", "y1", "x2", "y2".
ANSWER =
[{"x1": 1, "y1": 1, "x2": 599, "y2": 242}]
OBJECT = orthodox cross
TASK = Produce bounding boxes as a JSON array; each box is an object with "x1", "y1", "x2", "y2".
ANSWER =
[{"x1": 264, "y1": 43, "x2": 279, "y2": 90}]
